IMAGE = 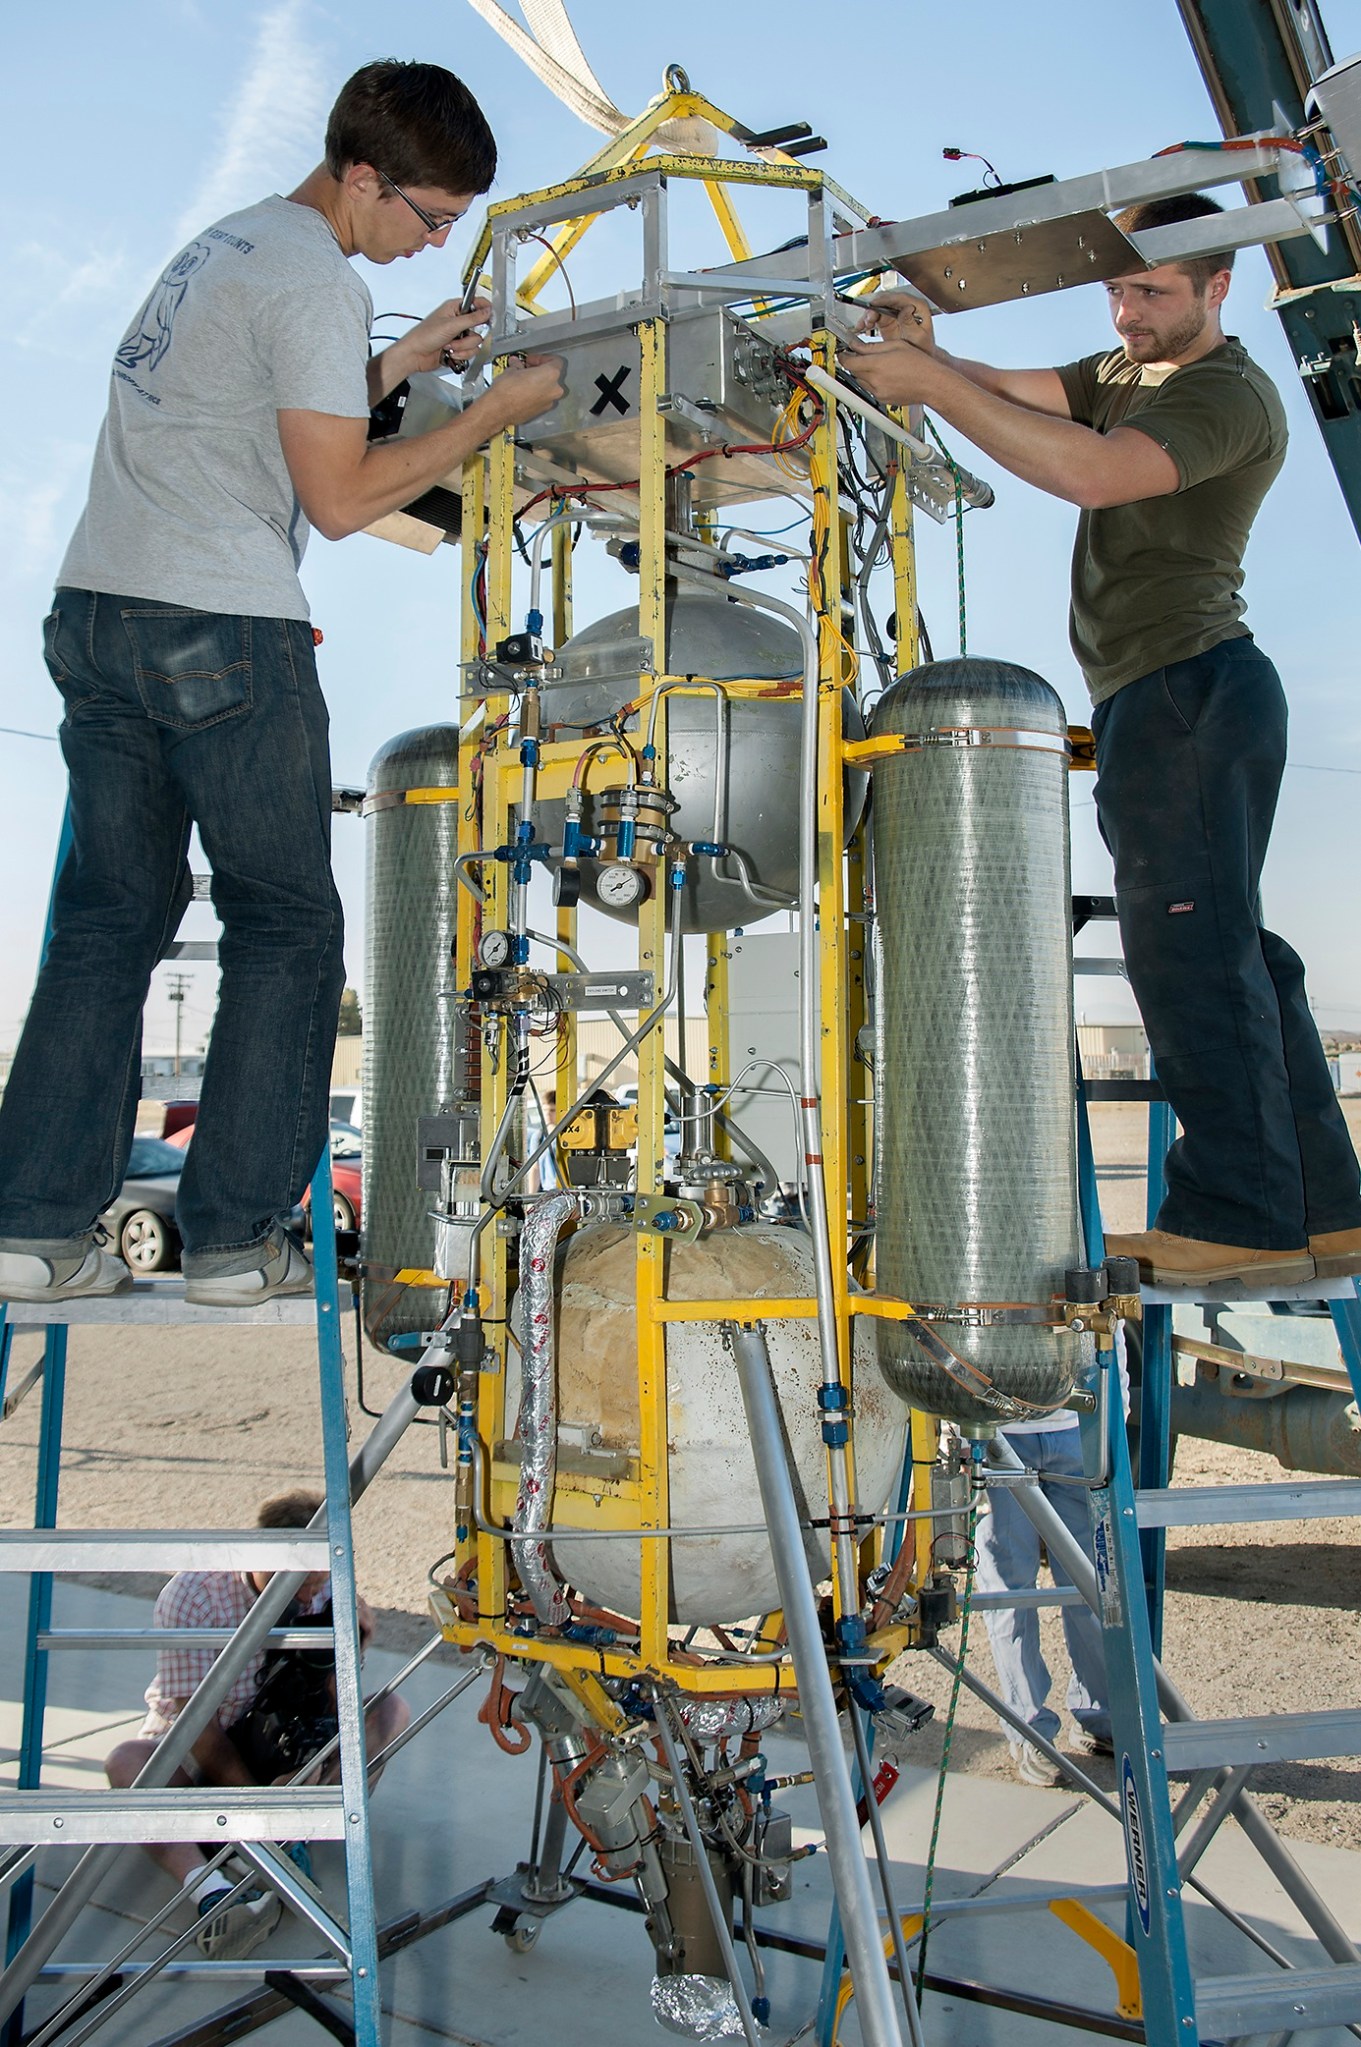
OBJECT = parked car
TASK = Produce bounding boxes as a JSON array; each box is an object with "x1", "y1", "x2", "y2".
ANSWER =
[
  {"x1": 163, "y1": 1115, "x2": 361, "y2": 1234},
  {"x1": 101, "y1": 1136, "x2": 185, "y2": 1272}
]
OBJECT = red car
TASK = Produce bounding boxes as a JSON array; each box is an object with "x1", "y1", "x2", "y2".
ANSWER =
[{"x1": 162, "y1": 1112, "x2": 361, "y2": 1234}]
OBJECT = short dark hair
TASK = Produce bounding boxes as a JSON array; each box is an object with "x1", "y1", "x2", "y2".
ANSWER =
[
  {"x1": 1114, "y1": 192, "x2": 1234, "y2": 292},
  {"x1": 326, "y1": 60, "x2": 496, "y2": 196},
  {"x1": 257, "y1": 1489, "x2": 324, "y2": 1530}
]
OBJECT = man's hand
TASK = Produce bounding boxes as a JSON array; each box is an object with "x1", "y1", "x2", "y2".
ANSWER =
[
  {"x1": 856, "y1": 291, "x2": 938, "y2": 353},
  {"x1": 400, "y1": 297, "x2": 493, "y2": 375},
  {"x1": 840, "y1": 335, "x2": 943, "y2": 410},
  {"x1": 484, "y1": 352, "x2": 567, "y2": 430},
  {"x1": 367, "y1": 298, "x2": 492, "y2": 403}
]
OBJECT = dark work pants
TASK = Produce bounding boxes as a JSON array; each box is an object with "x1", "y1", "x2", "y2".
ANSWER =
[
  {"x1": 1091, "y1": 637, "x2": 1361, "y2": 1250},
  {"x1": 0, "y1": 588, "x2": 345, "y2": 1274}
]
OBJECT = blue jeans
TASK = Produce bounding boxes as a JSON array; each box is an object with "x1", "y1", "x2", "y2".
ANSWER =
[
  {"x1": 1092, "y1": 638, "x2": 1361, "y2": 1250},
  {"x1": 0, "y1": 589, "x2": 345, "y2": 1276},
  {"x1": 975, "y1": 1428, "x2": 1110, "y2": 1748}
]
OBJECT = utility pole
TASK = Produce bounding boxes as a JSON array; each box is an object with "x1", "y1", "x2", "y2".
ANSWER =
[{"x1": 166, "y1": 972, "x2": 191, "y2": 1079}]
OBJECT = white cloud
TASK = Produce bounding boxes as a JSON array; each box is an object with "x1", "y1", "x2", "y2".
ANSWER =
[
  {"x1": 171, "y1": 0, "x2": 334, "y2": 247},
  {"x1": 0, "y1": 442, "x2": 91, "y2": 580}
]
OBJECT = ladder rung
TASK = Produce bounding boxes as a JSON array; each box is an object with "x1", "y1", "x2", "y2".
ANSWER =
[
  {"x1": 1163, "y1": 1708, "x2": 1361, "y2": 1771},
  {"x1": 1196, "y1": 1962, "x2": 1361, "y2": 2035},
  {"x1": 0, "y1": 1529, "x2": 330, "y2": 1574},
  {"x1": 36, "y1": 1628, "x2": 335, "y2": 1651},
  {"x1": 0, "y1": 1278, "x2": 351, "y2": 1328},
  {"x1": 0, "y1": 1788, "x2": 347, "y2": 1846},
  {"x1": 1134, "y1": 1480, "x2": 1361, "y2": 1528}
]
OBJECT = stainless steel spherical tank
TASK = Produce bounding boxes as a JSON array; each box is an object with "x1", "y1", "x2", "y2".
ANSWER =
[
  {"x1": 507, "y1": 1223, "x2": 903, "y2": 1624},
  {"x1": 539, "y1": 591, "x2": 866, "y2": 931},
  {"x1": 361, "y1": 725, "x2": 461, "y2": 1343},
  {"x1": 871, "y1": 660, "x2": 1086, "y2": 1425}
]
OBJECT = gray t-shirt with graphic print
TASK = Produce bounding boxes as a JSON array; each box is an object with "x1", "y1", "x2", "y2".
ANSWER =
[{"x1": 58, "y1": 195, "x2": 372, "y2": 622}]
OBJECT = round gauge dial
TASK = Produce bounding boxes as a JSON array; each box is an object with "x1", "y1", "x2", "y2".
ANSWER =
[
  {"x1": 478, "y1": 929, "x2": 511, "y2": 969},
  {"x1": 595, "y1": 863, "x2": 648, "y2": 910},
  {"x1": 552, "y1": 865, "x2": 582, "y2": 910}
]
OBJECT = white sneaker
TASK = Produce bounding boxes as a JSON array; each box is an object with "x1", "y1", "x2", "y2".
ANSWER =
[
  {"x1": 195, "y1": 1886, "x2": 282, "y2": 1960},
  {"x1": 1010, "y1": 1742, "x2": 1065, "y2": 1788},
  {"x1": 0, "y1": 1246, "x2": 132, "y2": 1302},
  {"x1": 183, "y1": 1235, "x2": 314, "y2": 1308}
]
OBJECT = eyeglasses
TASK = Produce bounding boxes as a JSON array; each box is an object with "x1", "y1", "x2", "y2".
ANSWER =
[{"x1": 377, "y1": 170, "x2": 457, "y2": 238}]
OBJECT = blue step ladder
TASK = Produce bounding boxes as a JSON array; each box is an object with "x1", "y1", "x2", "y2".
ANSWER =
[
  {"x1": 0, "y1": 810, "x2": 387, "y2": 2047},
  {"x1": 1066, "y1": 900, "x2": 1361, "y2": 2047}
]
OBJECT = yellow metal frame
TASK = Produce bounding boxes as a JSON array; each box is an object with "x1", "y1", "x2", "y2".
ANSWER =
[{"x1": 439, "y1": 91, "x2": 944, "y2": 1701}]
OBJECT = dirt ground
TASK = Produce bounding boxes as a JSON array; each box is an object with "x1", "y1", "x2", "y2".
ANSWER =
[{"x1": 2, "y1": 1101, "x2": 1357, "y2": 1850}]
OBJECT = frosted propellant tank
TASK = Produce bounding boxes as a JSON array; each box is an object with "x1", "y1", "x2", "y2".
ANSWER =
[{"x1": 507, "y1": 1223, "x2": 903, "y2": 1624}]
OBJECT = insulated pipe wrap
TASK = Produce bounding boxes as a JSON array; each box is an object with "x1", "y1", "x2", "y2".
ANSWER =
[
  {"x1": 512, "y1": 1192, "x2": 579, "y2": 1623},
  {"x1": 871, "y1": 659, "x2": 1085, "y2": 1424}
]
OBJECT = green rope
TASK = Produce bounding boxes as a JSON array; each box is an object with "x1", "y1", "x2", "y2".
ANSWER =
[
  {"x1": 914, "y1": 1489, "x2": 980, "y2": 2009},
  {"x1": 923, "y1": 415, "x2": 968, "y2": 659}
]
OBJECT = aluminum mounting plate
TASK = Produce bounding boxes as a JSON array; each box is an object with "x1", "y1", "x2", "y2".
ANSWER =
[{"x1": 897, "y1": 211, "x2": 1142, "y2": 310}]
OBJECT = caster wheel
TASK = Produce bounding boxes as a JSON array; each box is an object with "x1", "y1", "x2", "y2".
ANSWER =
[{"x1": 504, "y1": 1915, "x2": 540, "y2": 1954}]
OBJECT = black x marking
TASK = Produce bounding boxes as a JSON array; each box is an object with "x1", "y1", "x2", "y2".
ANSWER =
[{"x1": 589, "y1": 365, "x2": 633, "y2": 417}]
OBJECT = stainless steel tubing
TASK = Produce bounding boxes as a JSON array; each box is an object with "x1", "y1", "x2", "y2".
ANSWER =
[
  {"x1": 989, "y1": 1438, "x2": 1361, "y2": 1970},
  {"x1": 729, "y1": 1326, "x2": 904, "y2": 2047},
  {"x1": 654, "y1": 1700, "x2": 763, "y2": 2047},
  {"x1": 0, "y1": 1377, "x2": 424, "y2": 2028},
  {"x1": 848, "y1": 1703, "x2": 927, "y2": 2047}
]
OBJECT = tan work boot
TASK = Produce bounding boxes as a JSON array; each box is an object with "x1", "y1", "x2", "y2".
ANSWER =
[
  {"x1": 1308, "y1": 1227, "x2": 1361, "y2": 1280},
  {"x1": 1103, "y1": 1228, "x2": 1313, "y2": 1289}
]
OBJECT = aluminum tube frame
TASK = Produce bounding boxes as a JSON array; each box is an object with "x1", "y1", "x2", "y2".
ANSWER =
[
  {"x1": 990, "y1": 1439, "x2": 1361, "y2": 1973},
  {"x1": 0, "y1": 1373, "x2": 424, "y2": 2031},
  {"x1": 729, "y1": 1325, "x2": 904, "y2": 2047},
  {"x1": 848, "y1": 1704, "x2": 927, "y2": 2047}
]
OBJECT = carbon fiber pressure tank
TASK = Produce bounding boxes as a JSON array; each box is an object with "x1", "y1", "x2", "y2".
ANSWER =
[
  {"x1": 362, "y1": 725, "x2": 462, "y2": 1344},
  {"x1": 871, "y1": 660, "x2": 1086, "y2": 1426}
]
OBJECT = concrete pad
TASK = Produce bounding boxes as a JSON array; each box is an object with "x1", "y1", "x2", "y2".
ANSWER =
[{"x1": 5, "y1": 1577, "x2": 1361, "y2": 2046}]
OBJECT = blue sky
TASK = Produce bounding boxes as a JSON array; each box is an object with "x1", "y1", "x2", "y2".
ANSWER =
[{"x1": 4, "y1": 0, "x2": 1361, "y2": 1054}]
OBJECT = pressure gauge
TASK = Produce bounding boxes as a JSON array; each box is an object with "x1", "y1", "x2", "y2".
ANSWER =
[
  {"x1": 552, "y1": 865, "x2": 582, "y2": 910},
  {"x1": 595, "y1": 863, "x2": 648, "y2": 911},
  {"x1": 478, "y1": 929, "x2": 511, "y2": 969}
]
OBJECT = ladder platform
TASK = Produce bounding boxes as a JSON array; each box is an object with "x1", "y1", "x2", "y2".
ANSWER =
[
  {"x1": 0, "y1": 1528, "x2": 331, "y2": 1573},
  {"x1": 1141, "y1": 1276, "x2": 1357, "y2": 1305},
  {"x1": 0, "y1": 1277, "x2": 351, "y2": 1328},
  {"x1": 0, "y1": 1787, "x2": 347, "y2": 1847},
  {"x1": 1134, "y1": 1479, "x2": 1361, "y2": 1527},
  {"x1": 1163, "y1": 1707, "x2": 1361, "y2": 1771},
  {"x1": 1196, "y1": 1962, "x2": 1361, "y2": 2036}
]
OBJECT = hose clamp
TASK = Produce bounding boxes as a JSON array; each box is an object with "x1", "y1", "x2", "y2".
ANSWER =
[
  {"x1": 916, "y1": 1300, "x2": 1065, "y2": 1329},
  {"x1": 894, "y1": 725, "x2": 1072, "y2": 758}
]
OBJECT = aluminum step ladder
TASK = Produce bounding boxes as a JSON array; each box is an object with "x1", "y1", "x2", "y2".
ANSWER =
[{"x1": 0, "y1": 1162, "x2": 392, "y2": 2047}]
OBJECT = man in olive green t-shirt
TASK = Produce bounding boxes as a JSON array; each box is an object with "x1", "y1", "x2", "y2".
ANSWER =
[{"x1": 844, "y1": 191, "x2": 1361, "y2": 1289}]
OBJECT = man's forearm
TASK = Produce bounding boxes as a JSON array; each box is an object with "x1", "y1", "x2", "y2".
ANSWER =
[
  {"x1": 322, "y1": 392, "x2": 509, "y2": 538},
  {"x1": 908, "y1": 358, "x2": 1112, "y2": 507}
]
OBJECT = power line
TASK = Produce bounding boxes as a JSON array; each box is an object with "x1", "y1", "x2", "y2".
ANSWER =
[{"x1": 0, "y1": 726, "x2": 58, "y2": 743}]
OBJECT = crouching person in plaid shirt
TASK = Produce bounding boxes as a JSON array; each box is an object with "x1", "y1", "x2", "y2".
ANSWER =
[{"x1": 104, "y1": 1488, "x2": 409, "y2": 1961}]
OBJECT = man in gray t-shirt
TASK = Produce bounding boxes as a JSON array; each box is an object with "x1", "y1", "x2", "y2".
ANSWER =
[{"x1": 0, "y1": 60, "x2": 563, "y2": 1308}]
